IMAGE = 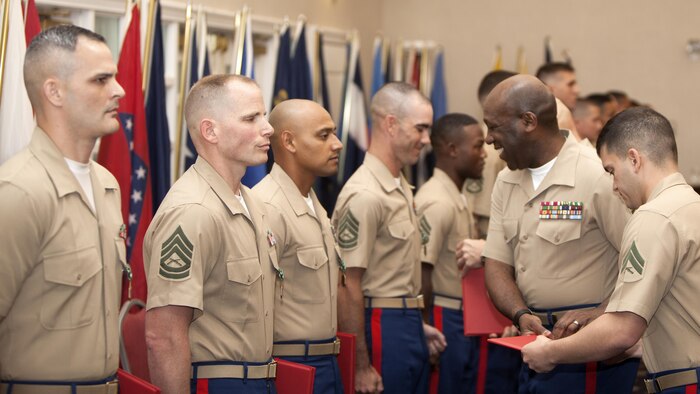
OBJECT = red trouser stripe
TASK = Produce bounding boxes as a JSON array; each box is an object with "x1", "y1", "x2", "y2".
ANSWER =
[
  {"x1": 371, "y1": 308, "x2": 383, "y2": 375},
  {"x1": 584, "y1": 361, "x2": 597, "y2": 394},
  {"x1": 196, "y1": 378, "x2": 209, "y2": 394},
  {"x1": 476, "y1": 335, "x2": 488, "y2": 394},
  {"x1": 686, "y1": 384, "x2": 697, "y2": 394},
  {"x1": 429, "y1": 306, "x2": 444, "y2": 394}
]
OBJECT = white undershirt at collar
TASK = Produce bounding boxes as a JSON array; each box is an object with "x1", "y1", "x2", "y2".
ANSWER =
[
  {"x1": 234, "y1": 192, "x2": 250, "y2": 217},
  {"x1": 302, "y1": 194, "x2": 316, "y2": 215},
  {"x1": 528, "y1": 157, "x2": 557, "y2": 191},
  {"x1": 64, "y1": 158, "x2": 95, "y2": 212}
]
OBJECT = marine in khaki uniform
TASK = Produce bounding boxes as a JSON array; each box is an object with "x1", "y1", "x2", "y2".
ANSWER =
[
  {"x1": 332, "y1": 82, "x2": 446, "y2": 394},
  {"x1": 481, "y1": 75, "x2": 639, "y2": 393},
  {"x1": 464, "y1": 70, "x2": 515, "y2": 237},
  {"x1": 415, "y1": 113, "x2": 485, "y2": 394},
  {"x1": 523, "y1": 107, "x2": 700, "y2": 394},
  {"x1": 0, "y1": 26, "x2": 125, "y2": 392},
  {"x1": 252, "y1": 99, "x2": 344, "y2": 394},
  {"x1": 145, "y1": 75, "x2": 278, "y2": 394}
]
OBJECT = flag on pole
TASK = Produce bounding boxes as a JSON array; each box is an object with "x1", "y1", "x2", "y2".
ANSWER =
[
  {"x1": 544, "y1": 36, "x2": 552, "y2": 64},
  {"x1": 430, "y1": 49, "x2": 447, "y2": 121},
  {"x1": 289, "y1": 19, "x2": 312, "y2": 100},
  {"x1": 97, "y1": 4, "x2": 152, "y2": 303},
  {"x1": 0, "y1": 0, "x2": 35, "y2": 164},
  {"x1": 22, "y1": 0, "x2": 40, "y2": 45},
  {"x1": 233, "y1": 8, "x2": 268, "y2": 188},
  {"x1": 371, "y1": 36, "x2": 389, "y2": 97},
  {"x1": 272, "y1": 26, "x2": 291, "y2": 108},
  {"x1": 313, "y1": 31, "x2": 336, "y2": 211},
  {"x1": 516, "y1": 45, "x2": 527, "y2": 74},
  {"x1": 144, "y1": 0, "x2": 170, "y2": 212},
  {"x1": 337, "y1": 34, "x2": 369, "y2": 185},
  {"x1": 492, "y1": 45, "x2": 503, "y2": 70}
]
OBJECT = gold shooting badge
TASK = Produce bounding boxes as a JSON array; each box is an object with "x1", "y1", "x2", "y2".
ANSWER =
[{"x1": 539, "y1": 201, "x2": 583, "y2": 220}]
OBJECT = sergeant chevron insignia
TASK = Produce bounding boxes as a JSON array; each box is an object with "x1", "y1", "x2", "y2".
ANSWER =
[
  {"x1": 159, "y1": 225, "x2": 194, "y2": 280},
  {"x1": 337, "y1": 209, "x2": 359, "y2": 249},
  {"x1": 620, "y1": 240, "x2": 645, "y2": 282}
]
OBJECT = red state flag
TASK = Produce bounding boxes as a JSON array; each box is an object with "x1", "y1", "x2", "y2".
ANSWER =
[
  {"x1": 98, "y1": 4, "x2": 152, "y2": 304},
  {"x1": 22, "y1": 0, "x2": 41, "y2": 45}
]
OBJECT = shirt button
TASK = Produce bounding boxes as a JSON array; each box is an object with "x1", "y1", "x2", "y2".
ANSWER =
[
  {"x1": 527, "y1": 202, "x2": 533, "y2": 208},
  {"x1": 555, "y1": 235, "x2": 561, "y2": 242},
  {"x1": 76, "y1": 274, "x2": 82, "y2": 281},
  {"x1": 520, "y1": 266, "x2": 526, "y2": 272},
  {"x1": 265, "y1": 310, "x2": 269, "y2": 317},
  {"x1": 522, "y1": 235, "x2": 529, "y2": 241}
]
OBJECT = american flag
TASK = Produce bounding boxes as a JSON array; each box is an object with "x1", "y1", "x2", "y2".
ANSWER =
[{"x1": 98, "y1": 5, "x2": 152, "y2": 304}]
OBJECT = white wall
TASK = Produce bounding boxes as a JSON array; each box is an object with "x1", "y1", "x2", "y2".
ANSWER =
[{"x1": 380, "y1": 0, "x2": 700, "y2": 180}]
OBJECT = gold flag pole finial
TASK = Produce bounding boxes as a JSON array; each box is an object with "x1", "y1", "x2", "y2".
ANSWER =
[
  {"x1": 173, "y1": 2, "x2": 193, "y2": 182},
  {"x1": 142, "y1": 0, "x2": 157, "y2": 97},
  {"x1": 0, "y1": 0, "x2": 12, "y2": 108}
]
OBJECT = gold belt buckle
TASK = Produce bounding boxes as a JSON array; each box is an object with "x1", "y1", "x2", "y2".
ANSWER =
[{"x1": 267, "y1": 360, "x2": 277, "y2": 378}]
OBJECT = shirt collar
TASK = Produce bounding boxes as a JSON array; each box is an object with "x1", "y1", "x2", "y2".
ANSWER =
[
  {"x1": 363, "y1": 153, "x2": 413, "y2": 194},
  {"x1": 431, "y1": 168, "x2": 466, "y2": 211}
]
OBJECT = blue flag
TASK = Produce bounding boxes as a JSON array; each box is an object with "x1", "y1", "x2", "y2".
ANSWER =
[
  {"x1": 272, "y1": 28, "x2": 291, "y2": 108},
  {"x1": 289, "y1": 23, "x2": 313, "y2": 100},
  {"x1": 371, "y1": 37, "x2": 387, "y2": 97},
  {"x1": 145, "y1": 0, "x2": 170, "y2": 211},
  {"x1": 313, "y1": 32, "x2": 337, "y2": 212},
  {"x1": 431, "y1": 51, "x2": 447, "y2": 121}
]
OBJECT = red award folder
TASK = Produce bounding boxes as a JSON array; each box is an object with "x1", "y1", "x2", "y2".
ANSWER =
[
  {"x1": 462, "y1": 267, "x2": 512, "y2": 335},
  {"x1": 117, "y1": 369, "x2": 160, "y2": 394},
  {"x1": 337, "y1": 332, "x2": 356, "y2": 394},
  {"x1": 487, "y1": 335, "x2": 537, "y2": 351},
  {"x1": 274, "y1": 358, "x2": 315, "y2": 394}
]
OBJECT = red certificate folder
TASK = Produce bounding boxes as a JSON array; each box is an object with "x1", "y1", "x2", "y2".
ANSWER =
[
  {"x1": 274, "y1": 358, "x2": 315, "y2": 394},
  {"x1": 337, "y1": 332, "x2": 356, "y2": 394},
  {"x1": 487, "y1": 335, "x2": 537, "y2": 351},
  {"x1": 462, "y1": 267, "x2": 512, "y2": 335},
  {"x1": 117, "y1": 369, "x2": 160, "y2": 394}
]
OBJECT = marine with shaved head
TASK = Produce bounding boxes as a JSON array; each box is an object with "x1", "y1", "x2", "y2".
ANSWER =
[
  {"x1": 253, "y1": 99, "x2": 344, "y2": 394},
  {"x1": 332, "y1": 82, "x2": 446, "y2": 394},
  {"x1": 481, "y1": 75, "x2": 639, "y2": 393},
  {"x1": 144, "y1": 74, "x2": 279, "y2": 394},
  {"x1": 0, "y1": 25, "x2": 125, "y2": 392}
]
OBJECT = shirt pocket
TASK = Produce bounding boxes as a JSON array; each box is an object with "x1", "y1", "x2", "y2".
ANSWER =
[
  {"x1": 388, "y1": 219, "x2": 415, "y2": 240},
  {"x1": 40, "y1": 246, "x2": 102, "y2": 330},
  {"x1": 291, "y1": 245, "x2": 329, "y2": 304},
  {"x1": 535, "y1": 220, "x2": 583, "y2": 278},
  {"x1": 225, "y1": 257, "x2": 262, "y2": 323}
]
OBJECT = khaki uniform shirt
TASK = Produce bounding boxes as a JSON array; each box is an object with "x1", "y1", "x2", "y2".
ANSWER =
[
  {"x1": 332, "y1": 153, "x2": 421, "y2": 298},
  {"x1": 416, "y1": 169, "x2": 477, "y2": 299},
  {"x1": 0, "y1": 128, "x2": 124, "y2": 381},
  {"x1": 482, "y1": 135, "x2": 630, "y2": 308},
  {"x1": 145, "y1": 157, "x2": 278, "y2": 363},
  {"x1": 464, "y1": 128, "x2": 506, "y2": 238},
  {"x1": 606, "y1": 173, "x2": 700, "y2": 373},
  {"x1": 253, "y1": 164, "x2": 339, "y2": 341}
]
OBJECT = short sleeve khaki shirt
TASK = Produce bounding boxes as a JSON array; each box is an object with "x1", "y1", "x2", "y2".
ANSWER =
[
  {"x1": 145, "y1": 157, "x2": 278, "y2": 363},
  {"x1": 416, "y1": 169, "x2": 477, "y2": 298},
  {"x1": 332, "y1": 154, "x2": 421, "y2": 298},
  {"x1": 482, "y1": 136, "x2": 630, "y2": 308},
  {"x1": 0, "y1": 128, "x2": 124, "y2": 381},
  {"x1": 253, "y1": 164, "x2": 339, "y2": 341},
  {"x1": 606, "y1": 173, "x2": 700, "y2": 373}
]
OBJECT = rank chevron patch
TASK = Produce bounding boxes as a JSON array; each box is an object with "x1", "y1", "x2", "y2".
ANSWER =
[
  {"x1": 159, "y1": 225, "x2": 194, "y2": 280},
  {"x1": 419, "y1": 216, "x2": 431, "y2": 245},
  {"x1": 620, "y1": 241, "x2": 645, "y2": 282},
  {"x1": 337, "y1": 209, "x2": 360, "y2": 249}
]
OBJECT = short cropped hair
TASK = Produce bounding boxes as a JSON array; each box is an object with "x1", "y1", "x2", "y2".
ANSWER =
[
  {"x1": 184, "y1": 74, "x2": 256, "y2": 134},
  {"x1": 23, "y1": 25, "x2": 107, "y2": 105},
  {"x1": 536, "y1": 62, "x2": 575, "y2": 83},
  {"x1": 477, "y1": 70, "x2": 517, "y2": 103},
  {"x1": 597, "y1": 107, "x2": 677, "y2": 165},
  {"x1": 431, "y1": 113, "x2": 479, "y2": 151},
  {"x1": 370, "y1": 82, "x2": 430, "y2": 124}
]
